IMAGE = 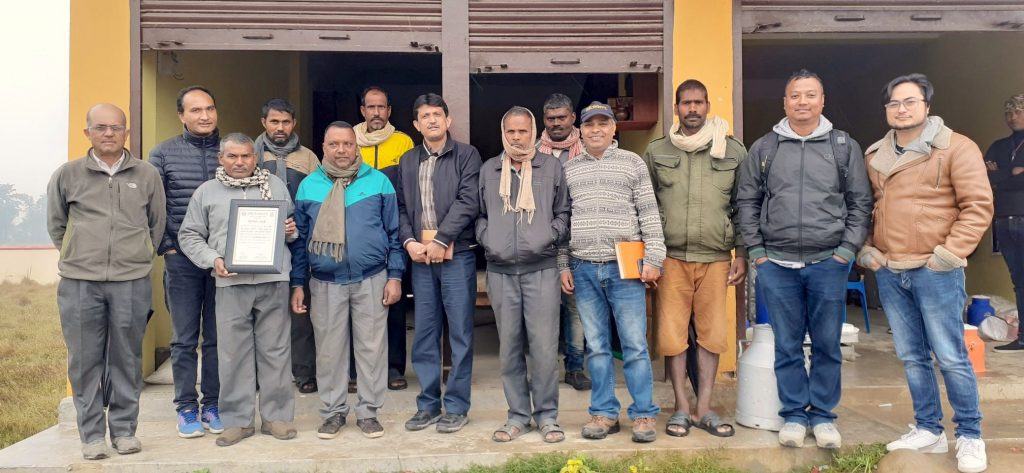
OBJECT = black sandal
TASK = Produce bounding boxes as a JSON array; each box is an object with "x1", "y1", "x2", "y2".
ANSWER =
[
  {"x1": 693, "y1": 411, "x2": 735, "y2": 437},
  {"x1": 666, "y1": 412, "x2": 692, "y2": 437},
  {"x1": 297, "y1": 379, "x2": 317, "y2": 394}
]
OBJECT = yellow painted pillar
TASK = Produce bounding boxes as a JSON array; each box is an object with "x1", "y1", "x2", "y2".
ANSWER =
[
  {"x1": 69, "y1": 0, "x2": 131, "y2": 157},
  {"x1": 673, "y1": 0, "x2": 740, "y2": 373}
]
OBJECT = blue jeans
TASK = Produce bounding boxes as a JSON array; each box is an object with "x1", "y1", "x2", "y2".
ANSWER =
[
  {"x1": 995, "y1": 217, "x2": 1024, "y2": 343},
  {"x1": 164, "y1": 252, "x2": 218, "y2": 412},
  {"x1": 571, "y1": 259, "x2": 659, "y2": 420},
  {"x1": 410, "y1": 250, "x2": 476, "y2": 415},
  {"x1": 875, "y1": 266, "x2": 982, "y2": 439},
  {"x1": 757, "y1": 258, "x2": 847, "y2": 427},
  {"x1": 560, "y1": 293, "x2": 586, "y2": 373}
]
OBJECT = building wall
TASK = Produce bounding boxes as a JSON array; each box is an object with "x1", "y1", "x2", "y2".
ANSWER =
[
  {"x1": 926, "y1": 32, "x2": 1021, "y2": 302},
  {"x1": 0, "y1": 248, "x2": 60, "y2": 285}
]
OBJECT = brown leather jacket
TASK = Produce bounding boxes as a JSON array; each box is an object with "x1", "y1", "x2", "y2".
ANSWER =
[{"x1": 858, "y1": 124, "x2": 993, "y2": 271}]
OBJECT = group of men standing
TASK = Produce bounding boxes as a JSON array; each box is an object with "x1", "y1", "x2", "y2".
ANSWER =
[{"x1": 48, "y1": 70, "x2": 1020, "y2": 473}]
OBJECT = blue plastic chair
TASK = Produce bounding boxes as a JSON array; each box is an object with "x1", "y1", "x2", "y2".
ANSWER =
[{"x1": 845, "y1": 262, "x2": 871, "y2": 333}]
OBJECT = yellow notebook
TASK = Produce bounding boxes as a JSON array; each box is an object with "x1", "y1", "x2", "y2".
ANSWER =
[
  {"x1": 420, "y1": 230, "x2": 454, "y2": 261},
  {"x1": 615, "y1": 241, "x2": 645, "y2": 279}
]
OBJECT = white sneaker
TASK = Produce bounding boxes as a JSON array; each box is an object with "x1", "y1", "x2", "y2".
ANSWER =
[
  {"x1": 886, "y1": 425, "x2": 948, "y2": 453},
  {"x1": 956, "y1": 437, "x2": 987, "y2": 473},
  {"x1": 778, "y1": 422, "x2": 807, "y2": 448},
  {"x1": 812, "y1": 422, "x2": 842, "y2": 449}
]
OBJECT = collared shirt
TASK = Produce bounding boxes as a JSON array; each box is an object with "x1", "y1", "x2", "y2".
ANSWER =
[
  {"x1": 418, "y1": 143, "x2": 440, "y2": 231},
  {"x1": 90, "y1": 150, "x2": 126, "y2": 176}
]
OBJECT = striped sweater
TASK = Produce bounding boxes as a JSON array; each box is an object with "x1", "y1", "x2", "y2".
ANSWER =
[{"x1": 558, "y1": 146, "x2": 666, "y2": 270}]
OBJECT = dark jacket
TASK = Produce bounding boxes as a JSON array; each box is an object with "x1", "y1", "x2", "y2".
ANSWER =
[
  {"x1": 986, "y1": 130, "x2": 1024, "y2": 218},
  {"x1": 46, "y1": 151, "x2": 166, "y2": 281},
  {"x1": 736, "y1": 123, "x2": 873, "y2": 264},
  {"x1": 476, "y1": 152, "x2": 570, "y2": 274},
  {"x1": 291, "y1": 164, "x2": 404, "y2": 286},
  {"x1": 149, "y1": 128, "x2": 220, "y2": 254},
  {"x1": 395, "y1": 135, "x2": 482, "y2": 251}
]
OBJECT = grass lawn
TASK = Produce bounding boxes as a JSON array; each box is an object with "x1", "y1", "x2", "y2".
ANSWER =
[{"x1": 0, "y1": 281, "x2": 65, "y2": 449}]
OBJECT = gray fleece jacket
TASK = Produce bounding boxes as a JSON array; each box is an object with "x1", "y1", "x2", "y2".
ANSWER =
[{"x1": 178, "y1": 175, "x2": 296, "y2": 288}]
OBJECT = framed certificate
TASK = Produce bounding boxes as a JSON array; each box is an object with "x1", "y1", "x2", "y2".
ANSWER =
[{"x1": 224, "y1": 199, "x2": 288, "y2": 274}]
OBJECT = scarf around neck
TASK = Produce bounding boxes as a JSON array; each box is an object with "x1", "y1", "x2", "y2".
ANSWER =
[
  {"x1": 308, "y1": 159, "x2": 361, "y2": 262},
  {"x1": 499, "y1": 109, "x2": 538, "y2": 224},
  {"x1": 669, "y1": 115, "x2": 730, "y2": 158},
  {"x1": 538, "y1": 127, "x2": 583, "y2": 160},
  {"x1": 255, "y1": 132, "x2": 300, "y2": 184},
  {"x1": 215, "y1": 166, "x2": 272, "y2": 200},
  {"x1": 355, "y1": 122, "x2": 396, "y2": 148}
]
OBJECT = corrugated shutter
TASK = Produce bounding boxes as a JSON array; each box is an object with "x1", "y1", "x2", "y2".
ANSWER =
[
  {"x1": 468, "y1": 0, "x2": 667, "y2": 73},
  {"x1": 140, "y1": 0, "x2": 443, "y2": 52},
  {"x1": 742, "y1": 1, "x2": 1024, "y2": 34}
]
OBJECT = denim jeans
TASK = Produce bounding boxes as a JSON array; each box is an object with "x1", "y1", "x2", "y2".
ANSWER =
[
  {"x1": 757, "y1": 258, "x2": 847, "y2": 427},
  {"x1": 164, "y1": 252, "x2": 218, "y2": 412},
  {"x1": 410, "y1": 250, "x2": 477, "y2": 415},
  {"x1": 875, "y1": 266, "x2": 982, "y2": 439},
  {"x1": 995, "y1": 217, "x2": 1024, "y2": 343},
  {"x1": 571, "y1": 258, "x2": 659, "y2": 421},
  {"x1": 560, "y1": 292, "x2": 586, "y2": 373}
]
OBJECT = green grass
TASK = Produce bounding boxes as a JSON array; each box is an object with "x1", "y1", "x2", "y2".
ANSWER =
[
  {"x1": 824, "y1": 443, "x2": 887, "y2": 473},
  {"x1": 0, "y1": 281, "x2": 65, "y2": 449},
  {"x1": 422, "y1": 450, "x2": 743, "y2": 473}
]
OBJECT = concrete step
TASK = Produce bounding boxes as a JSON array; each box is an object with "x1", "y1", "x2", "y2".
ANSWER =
[{"x1": 13, "y1": 400, "x2": 1024, "y2": 473}]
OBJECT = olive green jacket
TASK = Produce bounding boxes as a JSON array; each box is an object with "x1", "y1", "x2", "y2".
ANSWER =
[{"x1": 643, "y1": 135, "x2": 747, "y2": 263}]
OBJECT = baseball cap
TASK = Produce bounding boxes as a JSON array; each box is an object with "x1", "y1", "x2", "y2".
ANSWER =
[{"x1": 580, "y1": 101, "x2": 615, "y2": 123}]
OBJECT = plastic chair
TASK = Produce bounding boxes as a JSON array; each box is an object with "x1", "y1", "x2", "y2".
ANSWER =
[{"x1": 845, "y1": 262, "x2": 871, "y2": 333}]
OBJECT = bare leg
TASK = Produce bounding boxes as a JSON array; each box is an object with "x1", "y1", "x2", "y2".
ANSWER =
[
  {"x1": 667, "y1": 352, "x2": 692, "y2": 435},
  {"x1": 693, "y1": 345, "x2": 730, "y2": 434}
]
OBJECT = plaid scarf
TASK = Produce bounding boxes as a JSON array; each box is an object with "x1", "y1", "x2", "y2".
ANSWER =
[
  {"x1": 538, "y1": 127, "x2": 583, "y2": 160},
  {"x1": 215, "y1": 166, "x2": 272, "y2": 200}
]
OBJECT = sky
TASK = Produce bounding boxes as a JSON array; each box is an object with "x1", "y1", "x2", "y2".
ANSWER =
[{"x1": 0, "y1": 1, "x2": 70, "y2": 197}]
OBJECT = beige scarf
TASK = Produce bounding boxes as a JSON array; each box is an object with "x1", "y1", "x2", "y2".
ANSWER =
[
  {"x1": 354, "y1": 121, "x2": 396, "y2": 148},
  {"x1": 499, "y1": 109, "x2": 538, "y2": 224},
  {"x1": 669, "y1": 115, "x2": 729, "y2": 159},
  {"x1": 308, "y1": 159, "x2": 360, "y2": 262}
]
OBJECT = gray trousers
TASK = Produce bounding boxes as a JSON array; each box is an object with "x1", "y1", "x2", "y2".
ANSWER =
[
  {"x1": 486, "y1": 268, "x2": 561, "y2": 427},
  {"x1": 215, "y1": 281, "x2": 294, "y2": 429},
  {"x1": 310, "y1": 271, "x2": 389, "y2": 420},
  {"x1": 58, "y1": 277, "x2": 151, "y2": 443}
]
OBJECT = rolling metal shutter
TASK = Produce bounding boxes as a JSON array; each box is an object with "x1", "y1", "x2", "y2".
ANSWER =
[
  {"x1": 468, "y1": 0, "x2": 668, "y2": 73},
  {"x1": 742, "y1": 1, "x2": 1024, "y2": 34},
  {"x1": 140, "y1": 0, "x2": 443, "y2": 52}
]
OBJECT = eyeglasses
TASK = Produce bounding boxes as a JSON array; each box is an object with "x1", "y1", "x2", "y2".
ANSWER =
[
  {"x1": 884, "y1": 98, "x2": 926, "y2": 111},
  {"x1": 88, "y1": 125, "x2": 127, "y2": 133}
]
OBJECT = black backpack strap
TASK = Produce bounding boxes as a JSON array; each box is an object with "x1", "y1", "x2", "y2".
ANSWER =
[
  {"x1": 758, "y1": 131, "x2": 781, "y2": 197},
  {"x1": 829, "y1": 130, "x2": 852, "y2": 194}
]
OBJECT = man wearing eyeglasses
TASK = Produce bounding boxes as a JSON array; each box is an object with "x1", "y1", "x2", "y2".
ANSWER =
[
  {"x1": 986, "y1": 94, "x2": 1024, "y2": 354},
  {"x1": 857, "y1": 74, "x2": 992, "y2": 473},
  {"x1": 149, "y1": 85, "x2": 224, "y2": 438},
  {"x1": 47, "y1": 103, "x2": 166, "y2": 459}
]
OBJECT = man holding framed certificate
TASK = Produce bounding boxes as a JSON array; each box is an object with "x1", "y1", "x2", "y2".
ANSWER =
[{"x1": 178, "y1": 132, "x2": 299, "y2": 447}]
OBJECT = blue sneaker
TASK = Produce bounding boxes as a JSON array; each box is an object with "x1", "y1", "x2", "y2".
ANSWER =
[
  {"x1": 176, "y1": 408, "x2": 204, "y2": 438},
  {"x1": 201, "y1": 404, "x2": 224, "y2": 434}
]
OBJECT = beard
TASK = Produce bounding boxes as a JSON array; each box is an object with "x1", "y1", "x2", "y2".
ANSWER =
[{"x1": 892, "y1": 118, "x2": 926, "y2": 131}]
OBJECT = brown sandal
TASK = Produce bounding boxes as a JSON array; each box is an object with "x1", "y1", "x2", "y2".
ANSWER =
[{"x1": 492, "y1": 422, "x2": 529, "y2": 442}]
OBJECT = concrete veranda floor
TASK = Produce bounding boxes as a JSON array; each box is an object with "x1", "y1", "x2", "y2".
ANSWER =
[{"x1": 2, "y1": 306, "x2": 1024, "y2": 472}]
